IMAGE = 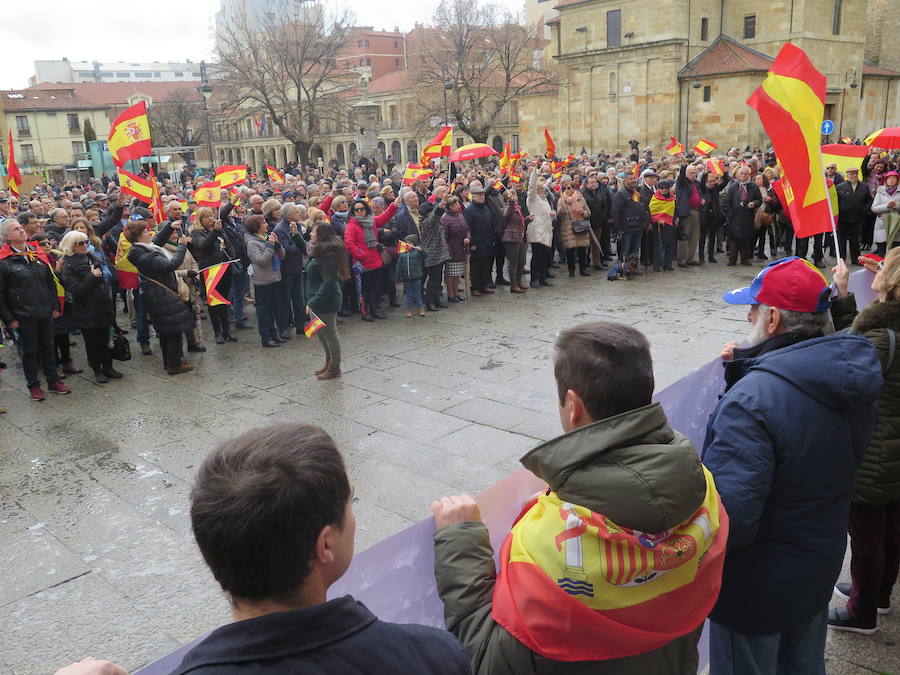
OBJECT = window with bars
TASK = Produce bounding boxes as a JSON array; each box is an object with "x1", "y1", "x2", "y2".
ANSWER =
[{"x1": 15, "y1": 116, "x2": 30, "y2": 135}]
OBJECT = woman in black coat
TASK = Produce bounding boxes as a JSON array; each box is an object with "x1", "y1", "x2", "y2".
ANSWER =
[
  {"x1": 124, "y1": 216, "x2": 196, "y2": 375},
  {"x1": 189, "y1": 206, "x2": 237, "y2": 344},
  {"x1": 58, "y1": 231, "x2": 122, "y2": 384}
]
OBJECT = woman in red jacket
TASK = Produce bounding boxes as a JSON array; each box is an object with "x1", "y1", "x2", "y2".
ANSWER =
[{"x1": 343, "y1": 197, "x2": 399, "y2": 321}]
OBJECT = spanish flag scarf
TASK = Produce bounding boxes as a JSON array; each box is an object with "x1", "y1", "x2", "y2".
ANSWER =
[
  {"x1": 0, "y1": 241, "x2": 65, "y2": 311},
  {"x1": 491, "y1": 466, "x2": 728, "y2": 662}
]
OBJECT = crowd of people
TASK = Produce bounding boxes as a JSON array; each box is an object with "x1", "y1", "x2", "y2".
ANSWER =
[
  {"x1": 3, "y1": 143, "x2": 899, "y2": 410},
  {"x1": 50, "y1": 244, "x2": 899, "y2": 675}
]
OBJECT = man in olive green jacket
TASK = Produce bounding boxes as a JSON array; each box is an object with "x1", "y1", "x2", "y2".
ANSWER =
[{"x1": 432, "y1": 322, "x2": 728, "y2": 675}]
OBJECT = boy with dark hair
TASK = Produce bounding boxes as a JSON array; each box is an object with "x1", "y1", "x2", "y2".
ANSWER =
[
  {"x1": 175, "y1": 423, "x2": 471, "y2": 674},
  {"x1": 431, "y1": 322, "x2": 728, "y2": 675}
]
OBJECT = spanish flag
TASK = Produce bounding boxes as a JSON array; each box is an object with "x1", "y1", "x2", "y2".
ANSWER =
[
  {"x1": 304, "y1": 311, "x2": 325, "y2": 338},
  {"x1": 421, "y1": 125, "x2": 453, "y2": 163},
  {"x1": 118, "y1": 169, "x2": 154, "y2": 203},
  {"x1": 148, "y1": 167, "x2": 165, "y2": 225},
  {"x1": 649, "y1": 191, "x2": 676, "y2": 225},
  {"x1": 665, "y1": 137, "x2": 685, "y2": 156},
  {"x1": 402, "y1": 163, "x2": 432, "y2": 185},
  {"x1": 266, "y1": 164, "x2": 284, "y2": 182},
  {"x1": 821, "y1": 143, "x2": 868, "y2": 176},
  {"x1": 397, "y1": 240, "x2": 413, "y2": 254},
  {"x1": 114, "y1": 232, "x2": 139, "y2": 289},
  {"x1": 201, "y1": 261, "x2": 233, "y2": 306},
  {"x1": 195, "y1": 181, "x2": 221, "y2": 208},
  {"x1": 491, "y1": 466, "x2": 727, "y2": 662},
  {"x1": 510, "y1": 173, "x2": 522, "y2": 184},
  {"x1": 632, "y1": 161, "x2": 641, "y2": 179},
  {"x1": 747, "y1": 44, "x2": 833, "y2": 238},
  {"x1": 840, "y1": 136, "x2": 852, "y2": 144},
  {"x1": 544, "y1": 128, "x2": 556, "y2": 159},
  {"x1": 705, "y1": 158, "x2": 725, "y2": 176},
  {"x1": 6, "y1": 131, "x2": 22, "y2": 197},
  {"x1": 693, "y1": 138, "x2": 717, "y2": 156},
  {"x1": 215, "y1": 164, "x2": 247, "y2": 188},
  {"x1": 499, "y1": 143, "x2": 512, "y2": 175},
  {"x1": 108, "y1": 100, "x2": 152, "y2": 167}
]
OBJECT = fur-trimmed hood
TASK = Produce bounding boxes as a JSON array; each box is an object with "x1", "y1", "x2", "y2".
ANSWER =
[{"x1": 852, "y1": 299, "x2": 900, "y2": 335}]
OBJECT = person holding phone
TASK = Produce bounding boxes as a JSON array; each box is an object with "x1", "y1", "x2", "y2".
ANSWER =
[
  {"x1": 190, "y1": 206, "x2": 238, "y2": 344},
  {"x1": 244, "y1": 214, "x2": 283, "y2": 347}
]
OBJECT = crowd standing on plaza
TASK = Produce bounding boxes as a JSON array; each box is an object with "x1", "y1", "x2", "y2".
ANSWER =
[{"x1": 3, "y1": 142, "x2": 897, "y2": 675}]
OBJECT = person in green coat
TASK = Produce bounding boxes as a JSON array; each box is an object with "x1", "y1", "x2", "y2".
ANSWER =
[
  {"x1": 430, "y1": 322, "x2": 729, "y2": 675},
  {"x1": 305, "y1": 223, "x2": 348, "y2": 381},
  {"x1": 828, "y1": 251, "x2": 900, "y2": 634}
]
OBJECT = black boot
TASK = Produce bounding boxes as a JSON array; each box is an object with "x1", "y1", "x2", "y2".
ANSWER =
[
  {"x1": 214, "y1": 329, "x2": 225, "y2": 344},
  {"x1": 223, "y1": 328, "x2": 238, "y2": 342},
  {"x1": 93, "y1": 368, "x2": 108, "y2": 384}
]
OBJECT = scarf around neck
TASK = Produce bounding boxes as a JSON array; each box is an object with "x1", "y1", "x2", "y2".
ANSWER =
[{"x1": 357, "y1": 214, "x2": 377, "y2": 248}]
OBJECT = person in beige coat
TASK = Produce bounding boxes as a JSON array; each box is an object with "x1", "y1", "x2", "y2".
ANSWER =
[{"x1": 557, "y1": 178, "x2": 592, "y2": 277}]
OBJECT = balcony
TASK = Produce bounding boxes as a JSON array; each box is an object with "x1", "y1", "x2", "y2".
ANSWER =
[
  {"x1": 17, "y1": 128, "x2": 31, "y2": 137},
  {"x1": 69, "y1": 125, "x2": 81, "y2": 134}
]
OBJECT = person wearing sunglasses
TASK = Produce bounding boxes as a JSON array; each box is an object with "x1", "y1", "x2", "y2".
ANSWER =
[{"x1": 343, "y1": 196, "x2": 399, "y2": 321}]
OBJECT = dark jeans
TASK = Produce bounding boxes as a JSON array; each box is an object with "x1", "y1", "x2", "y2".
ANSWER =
[
  {"x1": 208, "y1": 304, "x2": 230, "y2": 336},
  {"x1": 504, "y1": 241, "x2": 526, "y2": 287},
  {"x1": 54, "y1": 331, "x2": 72, "y2": 367},
  {"x1": 796, "y1": 233, "x2": 824, "y2": 261},
  {"x1": 493, "y1": 237, "x2": 506, "y2": 281},
  {"x1": 565, "y1": 246, "x2": 588, "y2": 272},
  {"x1": 228, "y1": 267, "x2": 250, "y2": 324},
  {"x1": 782, "y1": 222, "x2": 795, "y2": 256},
  {"x1": 470, "y1": 255, "x2": 493, "y2": 292},
  {"x1": 530, "y1": 243, "x2": 550, "y2": 283},
  {"x1": 754, "y1": 224, "x2": 776, "y2": 257},
  {"x1": 131, "y1": 286, "x2": 150, "y2": 345},
  {"x1": 254, "y1": 283, "x2": 278, "y2": 343},
  {"x1": 709, "y1": 610, "x2": 827, "y2": 675},
  {"x1": 18, "y1": 316, "x2": 59, "y2": 387},
  {"x1": 699, "y1": 220, "x2": 720, "y2": 260},
  {"x1": 276, "y1": 269, "x2": 304, "y2": 334},
  {"x1": 618, "y1": 230, "x2": 641, "y2": 261},
  {"x1": 837, "y1": 221, "x2": 862, "y2": 262},
  {"x1": 727, "y1": 237, "x2": 754, "y2": 263},
  {"x1": 424, "y1": 263, "x2": 444, "y2": 306},
  {"x1": 82, "y1": 325, "x2": 111, "y2": 370},
  {"x1": 653, "y1": 226, "x2": 677, "y2": 270},
  {"x1": 360, "y1": 268, "x2": 383, "y2": 316},
  {"x1": 158, "y1": 332, "x2": 184, "y2": 370},
  {"x1": 847, "y1": 500, "x2": 900, "y2": 620}
]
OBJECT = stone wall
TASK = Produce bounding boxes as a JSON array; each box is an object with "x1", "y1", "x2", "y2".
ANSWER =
[{"x1": 866, "y1": 0, "x2": 900, "y2": 72}]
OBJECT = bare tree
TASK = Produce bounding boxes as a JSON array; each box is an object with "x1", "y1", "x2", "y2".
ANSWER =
[
  {"x1": 214, "y1": 6, "x2": 356, "y2": 165},
  {"x1": 409, "y1": 0, "x2": 556, "y2": 143},
  {"x1": 148, "y1": 89, "x2": 206, "y2": 163}
]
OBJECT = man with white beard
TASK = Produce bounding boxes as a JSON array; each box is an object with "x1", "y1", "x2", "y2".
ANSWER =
[{"x1": 701, "y1": 257, "x2": 883, "y2": 675}]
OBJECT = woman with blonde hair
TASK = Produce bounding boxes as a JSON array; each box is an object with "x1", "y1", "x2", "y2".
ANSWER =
[
  {"x1": 306, "y1": 207, "x2": 327, "y2": 232},
  {"x1": 189, "y1": 206, "x2": 237, "y2": 344},
  {"x1": 58, "y1": 230, "x2": 121, "y2": 383},
  {"x1": 830, "y1": 250, "x2": 900, "y2": 633}
]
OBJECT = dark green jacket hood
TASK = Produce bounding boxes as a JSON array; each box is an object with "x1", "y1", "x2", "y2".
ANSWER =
[{"x1": 520, "y1": 402, "x2": 706, "y2": 534}]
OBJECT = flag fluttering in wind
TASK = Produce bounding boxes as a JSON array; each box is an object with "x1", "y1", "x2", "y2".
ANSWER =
[
  {"x1": 118, "y1": 168, "x2": 154, "y2": 203},
  {"x1": 747, "y1": 43, "x2": 833, "y2": 238},
  {"x1": 195, "y1": 181, "x2": 221, "y2": 208},
  {"x1": 6, "y1": 131, "x2": 22, "y2": 196},
  {"x1": 421, "y1": 126, "x2": 453, "y2": 164},
  {"x1": 705, "y1": 158, "x2": 725, "y2": 176},
  {"x1": 201, "y1": 261, "x2": 235, "y2": 306},
  {"x1": 499, "y1": 143, "x2": 512, "y2": 175},
  {"x1": 821, "y1": 143, "x2": 868, "y2": 176},
  {"x1": 108, "y1": 100, "x2": 152, "y2": 167},
  {"x1": 649, "y1": 191, "x2": 676, "y2": 225},
  {"x1": 397, "y1": 240, "x2": 413, "y2": 254},
  {"x1": 632, "y1": 161, "x2": 641, "y2": 180},
  {"x1": 114, "y1": 232, "x2": 140, "y2": 289},
  {"x1": 544, "y1": 128, "x2": 556, "y2": 159},
  {"x1": 266, "y1": 164, "x2": 284, "y2": 182},
  {"x1": 840, "y1": 136, "x2": 852, "y2": 144},
  {"x1": 304, "y1": 310, "x2": 326, "y2": 338},
  {"x1": 693, "y1": 138, "x2": 718, "y2": 156},
  {"x1": 149, "y1": 168, "x2": 165, "y2": 224},
  {"x1": 403, "y1": 163, "x2": 433, "y2": 185},
  {"x1": 215, "y1": 165, "x2": 247, "y2": 188},
  {"x1": 665, "y1": 137, "x2": 685, "y2": 156}
]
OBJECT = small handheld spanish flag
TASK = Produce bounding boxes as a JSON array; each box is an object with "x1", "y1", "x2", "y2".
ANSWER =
[
  {"x1": 304, "y1": 311, "x2": 326, "y2": 338},
  {"x1": 266, "y1": 164, "x2": 285, "y2": 183},
  {"x1": 201, "y1": 261, "x2": 235, "y2": 306},
  {"x1": 397, "y1": 240, "x2": 413, "y2": 254},
  {"x1": 665, "y1": 137, "x2": 685, "y2": 155},
  {"x1": 693, "y1": 138, "x2": 718, "y2": 156}
]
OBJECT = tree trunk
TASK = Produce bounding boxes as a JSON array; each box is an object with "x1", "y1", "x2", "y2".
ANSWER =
[{"x1": 295, "y1": 140, "x2": 311, "y2": 167}]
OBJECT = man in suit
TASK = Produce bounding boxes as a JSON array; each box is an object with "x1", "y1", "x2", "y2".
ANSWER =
[
  {"x1": 835, "y1": 167, "x2": 873, "y2": 264},
  {"x1": 723, "y1": 166, "x2": 762, "y2": 266}
]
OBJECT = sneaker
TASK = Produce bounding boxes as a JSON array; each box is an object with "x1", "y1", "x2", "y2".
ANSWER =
[
  {"x1": 48, "y1": 381, "x2": 72, "y2": 395},
  {"x1": 29, "y1": 385, "x2": 46, "y2": 401},
  {"x1": 834, "y1": 583, "x2": 891, "y2": 615},
  {"x1": 828, "y1": 606, "x2": 876, "y2": 635}
]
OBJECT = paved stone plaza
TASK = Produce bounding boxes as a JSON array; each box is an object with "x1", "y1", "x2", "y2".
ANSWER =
[{"x1": 0, "y1": 261, "x2": 897, "y2": 674}]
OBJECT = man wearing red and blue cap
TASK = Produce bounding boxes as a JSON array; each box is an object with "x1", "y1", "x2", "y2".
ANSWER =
[{"x1": 702, "y1": 257, "x2": 884, "y2": 674}]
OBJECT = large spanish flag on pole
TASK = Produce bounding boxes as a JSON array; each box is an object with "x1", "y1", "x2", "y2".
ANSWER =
[
  {"x1": 747, "y1": 44, "x2": 833, "y2": 239},
  {"x1": 6, "y1": 131, "x2": 22, "y2": 196},
  {"x1": 420, "y1": 126, "x2": 453, "y2": 164},
  {"x1": 215, "y1": 164, "x2": 247, "y2": 188},
  {"x1": 821, "y1": 143, "x2": 869, "y2": 175},
  {"x1": 108, "y1": 100, "x2": 152, "y2": 167},
  {"x1": 117, "y1": 168, "x2": 154, "y2": 203},
  {"x1": 544, "y1": 128, "x2": 556, "y2": 159}
]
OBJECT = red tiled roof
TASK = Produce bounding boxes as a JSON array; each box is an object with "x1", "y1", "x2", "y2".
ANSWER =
[
  {"x1": 546, "y1": 15, "x2": 561, "y2": 26},
  {"x1": 863, "y1": 61, "x2": 900, "y2": 77},
  {"x1": 27, "y1": 80, "x2": 207, "y2": 105},
  {"x1": 367, "y1": 71, "x2": 409, "y2": 94},
  {"x1": 1, "y1": 89, "x2": 105, "y2": 111},
  {"x1": 679, "y1": 35, "x2": 773, "y2": 79}
]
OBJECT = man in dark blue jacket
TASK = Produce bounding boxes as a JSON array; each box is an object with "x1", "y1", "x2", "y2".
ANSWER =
[
  {"x1": 702, "y1": 257, "x2": 883, "y2": 674},
  {"x1": 175, "y1": 423, "x2": 471, "y2": 674}
]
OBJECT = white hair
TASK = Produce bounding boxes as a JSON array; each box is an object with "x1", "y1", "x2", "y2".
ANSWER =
[
  {"x1": 0, "y1": 218, "x2": 19, "y2": 244},
  {"x1": 59, "y1": 230, "x2": 88, "y2": 256}
]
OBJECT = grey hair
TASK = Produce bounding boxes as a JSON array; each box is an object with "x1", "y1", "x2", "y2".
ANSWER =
[
  {"x1": 281, "y1": 202, "x2": 302, "y2": 221},
  {"x1": 49, "y1": 207, "x2": 68, "y2": 222},
  {"x1": 760, "y1": 304, "x2": 834, "y2": 339},
  {"x1": 0, "y1": 218, "x2": 19, "y2": 244},
  {"x1": 59, "y1": 230, "x2": 88, "y2": 256},
  {"x1": 370, "y1": 197, "x2": 385, "y2": 208}
]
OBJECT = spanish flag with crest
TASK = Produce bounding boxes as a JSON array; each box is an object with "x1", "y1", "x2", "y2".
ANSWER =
[
  {"x1": 215, "y1": 164, "x2": 247, "y2": 188},
  {"x1": 649, "y1": 191, "x2": 676, "y2": 226},
  {"x1": 421, "y1": 126, "x2": 453, "y2": 164},
  {"x1": 266, "y1": 164, "x2": 285, "y2": 183},
  {"x1": 108, "y1": 101, "x2": 152, "y2": 167},
  {"x1": 491, "y1": 466, "x2": 727, "y2": 662}
]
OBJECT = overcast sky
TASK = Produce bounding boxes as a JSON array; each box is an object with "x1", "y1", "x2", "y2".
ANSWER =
[{"x1": 1, "y1": 0, "x2": 523, "y2": 89}]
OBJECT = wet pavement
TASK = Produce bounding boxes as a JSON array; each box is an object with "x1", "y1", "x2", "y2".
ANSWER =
[{"x1": 0, "y1": 259, "x2": 896, "y2": 674}]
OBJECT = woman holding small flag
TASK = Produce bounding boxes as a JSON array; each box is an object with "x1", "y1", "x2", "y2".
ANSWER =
[
  {"x1": 189, "y1": 207, "x2": 238, "y2": 345},
  {"x1": 305, "y1": 224, "x2": 349, "y2": 380}
]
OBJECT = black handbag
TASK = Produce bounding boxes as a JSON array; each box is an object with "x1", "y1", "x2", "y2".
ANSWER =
[
  {"x1": 111, "y1": 333, "x2": 132, "y2": 361},
  {"x1": 571, "y1": 219, "x2": 591, "y2": 234}
]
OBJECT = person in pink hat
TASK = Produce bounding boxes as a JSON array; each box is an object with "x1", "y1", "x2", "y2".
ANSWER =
[{"x1": 702, "y1": 256, "x2": 884, "y2": 674}]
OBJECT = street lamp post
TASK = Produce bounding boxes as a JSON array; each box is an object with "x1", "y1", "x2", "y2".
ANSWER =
[
  {"x1": 199, "y1": 61, "x2": 215, "y2": 171},
  {"x1": 441, "y1": 65, "x2": 453, "y2": 127}
]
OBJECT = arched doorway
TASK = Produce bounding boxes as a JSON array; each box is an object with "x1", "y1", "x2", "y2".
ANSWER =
[
  {"x1": 391, "y1": 140, "x2": 402, "y2": 164},
  {"x1": 336, "y1": 143, "x2": 345, "y2": 168},
  {"x1": 406, "y1": 140, "x2": 418, "y2": 163},
  {"x1": 349, "y1": 143, "x2": 358, "y2": 163},
  {"x1": 491, "y1": 136, "x2": 503, "y2": 153},
  {"x1": 310, "y1": 144, "x2": 324, "y2": 166},
  {"x1": 377, "y1": 141, "x2": 386, "y2": 162}
]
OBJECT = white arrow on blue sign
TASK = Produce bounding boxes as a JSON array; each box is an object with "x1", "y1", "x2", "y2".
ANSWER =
[{"x1": 821, "y1": 120, "x2": 835, "y2": 135}]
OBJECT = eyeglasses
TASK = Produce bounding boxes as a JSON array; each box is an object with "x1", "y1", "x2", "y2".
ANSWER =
[
  {"x1": 353, "y1": 207, "x2": 366, "y2": 212},
  {"x1": 76, "y1": 240, "x2": 88, "y2": 246},
  {"x1": 876, "y1": 260, "x2": 885, "y2": 271}
]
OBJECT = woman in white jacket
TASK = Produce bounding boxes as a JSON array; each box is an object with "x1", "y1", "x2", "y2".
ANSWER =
[
  {"x1": 871, "y1": 171, "x2": 900, "y2": 256},
  {"x1": 526, "y1": 169, "x2": 555, "y2": 288}
]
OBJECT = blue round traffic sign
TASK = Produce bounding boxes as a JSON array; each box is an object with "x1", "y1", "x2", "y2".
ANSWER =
[{"x1": 821, "y1": 120, "x2": 835, "y2": 135}]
